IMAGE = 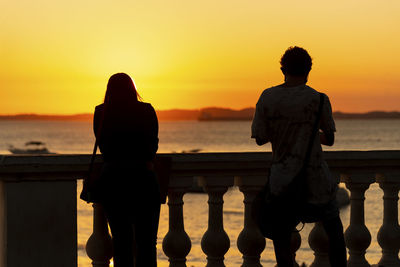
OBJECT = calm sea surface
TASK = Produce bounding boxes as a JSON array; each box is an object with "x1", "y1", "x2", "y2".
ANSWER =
[{"x1": 1, "y1": 119, "x2": 400, "y2": 266}]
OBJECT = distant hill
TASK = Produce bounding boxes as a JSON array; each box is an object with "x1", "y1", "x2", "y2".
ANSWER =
[
  {"x1": 1, "y1": 109, "x2": 400, "y2": 121},
  {"x1": 198, "y1": 109, "x2": 400, "y2": 120},
  {"x1": 0, "y1": 111, "x2": 201, "y2": 121},
  {"x1": 156, "y1": 109, "x2": 200, "y2": 121},
  {"x1": 198, "y1": 107, "x2": 254, "y2": 121},
  {"x1": 0, "y1": 114, "x2": 93, "y2": 121},
  {"x1": 333, "y1": 111, "x2": 400, "y2": 119}
]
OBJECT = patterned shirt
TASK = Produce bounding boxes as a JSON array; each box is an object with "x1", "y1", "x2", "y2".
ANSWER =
[{"x1": 251, "y1": 84, "x2": 337, "y2": 204}]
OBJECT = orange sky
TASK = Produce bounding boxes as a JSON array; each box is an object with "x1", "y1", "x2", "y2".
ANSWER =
[{"x1": 1, "y1": 0, "x2": 399, "y2": 114}]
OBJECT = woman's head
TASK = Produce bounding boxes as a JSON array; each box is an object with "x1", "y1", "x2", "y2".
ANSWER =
[
  {"x1": 104, "y1": 73, "x2": 140, "y2": 106},
  {"x1": 280, "y1": 46, "x2": 312, "y2": 76}
]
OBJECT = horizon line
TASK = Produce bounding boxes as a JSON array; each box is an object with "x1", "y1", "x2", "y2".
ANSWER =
[{"x1": 1, "y1": 108, "x2": 400, "y2": 117}]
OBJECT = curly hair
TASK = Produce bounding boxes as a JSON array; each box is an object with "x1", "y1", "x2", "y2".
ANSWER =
[{"x1": 280, "y1": 46, "x2": 312, "y2": 76}]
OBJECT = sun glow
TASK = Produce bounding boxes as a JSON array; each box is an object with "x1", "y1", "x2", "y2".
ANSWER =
[{"x1": 1, "y1": 0, "x2": 400, "y2": 114}]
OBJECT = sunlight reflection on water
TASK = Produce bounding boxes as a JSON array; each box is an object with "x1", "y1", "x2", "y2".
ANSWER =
[{"x1": 1, "y1": 119, "x2": 400, "y2": 154}]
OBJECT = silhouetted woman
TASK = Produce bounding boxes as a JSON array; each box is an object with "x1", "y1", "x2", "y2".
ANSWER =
[{"x1": 94, "y1": 73, "x2": 160, "y2": 267}]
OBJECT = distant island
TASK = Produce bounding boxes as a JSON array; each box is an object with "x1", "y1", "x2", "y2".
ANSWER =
[{"x1": 1, "y1": 109, "x2": 400, "y2": 121}]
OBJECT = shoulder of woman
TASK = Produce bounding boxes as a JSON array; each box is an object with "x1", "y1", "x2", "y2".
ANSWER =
[
  {"x1": 138, "y1": 102, "x2": 155, "y2": 111},
  {"x1": 95, "y1": 103, "x2": 105, "y2": 112}
]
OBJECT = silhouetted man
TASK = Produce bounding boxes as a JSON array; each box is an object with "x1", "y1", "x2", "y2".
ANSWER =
[{"x1": 252, "y1": 46, "x2": 347, "y2": 267}]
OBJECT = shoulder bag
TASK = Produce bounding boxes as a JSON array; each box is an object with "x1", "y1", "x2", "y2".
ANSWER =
[
  {"x1": 251, "y1": 93, "x2": 325, "y2": 240},
  {"x1": 80, "y1": 106, "x2": 106, "y2": 203}
]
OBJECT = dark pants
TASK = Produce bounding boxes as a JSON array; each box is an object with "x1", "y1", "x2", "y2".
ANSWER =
[
  {"x1": 101, "y1": 165, "x2": 161, "y2": 267},
  {"x1": 273, "y1": 215, "x2": 347, "y2": 267},
  {"x1": 104, "y1": 199, "x2": 160, "y2": 267}
]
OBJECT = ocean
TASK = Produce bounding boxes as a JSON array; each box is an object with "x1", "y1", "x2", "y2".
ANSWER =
[{"x1": 1, "y1": 119, "x2": 400, "y2": 266}]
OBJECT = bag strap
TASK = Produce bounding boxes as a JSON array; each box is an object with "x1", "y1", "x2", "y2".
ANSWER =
[
  {"x1": 87, "y1": 104, "x2": 106, "y2": 178},
  {"x1": 303, "y1": 93, "x2": 325, "y2": 167},
  {"x1": 87, "y1": 141, "x2": 98, "y2": 177}
]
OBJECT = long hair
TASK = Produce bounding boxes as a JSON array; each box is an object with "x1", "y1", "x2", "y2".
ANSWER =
[{"x1": 104, "y1": 73, "x2": 141, "y2": 107}]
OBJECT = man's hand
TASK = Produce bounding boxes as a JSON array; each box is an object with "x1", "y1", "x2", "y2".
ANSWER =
[
  {"x1": 255, "y1": 137, "x2": 268, "y2": 146},
  {"x1": 320, "y1": 131, "x2": 334, "y2": 146}
]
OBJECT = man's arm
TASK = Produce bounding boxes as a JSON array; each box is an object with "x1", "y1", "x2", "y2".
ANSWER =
[
  {"x1": 320, "y1": 130, "x2": 334, "y2": 146},
  {"x1": 319, "y1": 94, "x2": 336, "y2": 146},
  {"x1": 251, "y1": 92, "x2": 270, "y2": 146}
]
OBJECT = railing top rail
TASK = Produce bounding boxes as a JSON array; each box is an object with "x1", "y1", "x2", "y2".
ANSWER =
[{"x1": 0, "y1": 150, "x2": 399, "y2": 181}]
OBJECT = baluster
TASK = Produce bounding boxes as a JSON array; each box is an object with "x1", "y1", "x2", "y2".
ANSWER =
[
  {"x1": 86, "y1": 203, "x2": 113, "y2": 267},
  {"x1": 343, "y1": 174, "x2": 374, "y2": 267},
  {"x1": 199, "y1": 176, "x2": 233, "y2": 267},
  {"x1": 235, "y1": 176, "x2": 266, "y2": 267},
  {"x1": 291, "y1": 231, "x2": 302, "y2": 267},
  {"x1": 308, "y1": 222, "x2": 329, "y2": 267},
  {"x1": 162, "y1": 179, "x2": 192, "y2": 267},
  {"x1": 376, "y1": 174, "x2": 400, "y2": 267}
]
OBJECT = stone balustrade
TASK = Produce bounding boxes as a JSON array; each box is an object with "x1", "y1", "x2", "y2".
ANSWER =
[{"x1": 0, "y1": 151, "x2": 399, "y2": 267}]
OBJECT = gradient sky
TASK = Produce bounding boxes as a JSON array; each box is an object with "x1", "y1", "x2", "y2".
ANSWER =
[{"x1": 1, "y1": 0, "x2": 400, "y2": 114}]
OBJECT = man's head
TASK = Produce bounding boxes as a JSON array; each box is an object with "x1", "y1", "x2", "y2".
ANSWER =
[{"x1": 280, "y1": 46, "x2": 312, "y2": 77}]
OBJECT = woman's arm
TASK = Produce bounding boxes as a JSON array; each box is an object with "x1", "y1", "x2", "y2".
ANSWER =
[{"x1": 145, "y1": 104, "x2": 159, "y2": 161}]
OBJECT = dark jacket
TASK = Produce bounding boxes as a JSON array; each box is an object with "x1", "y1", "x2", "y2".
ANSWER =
[{"x1": 94, "y1": 101, "x2": 159, "y2": 163}]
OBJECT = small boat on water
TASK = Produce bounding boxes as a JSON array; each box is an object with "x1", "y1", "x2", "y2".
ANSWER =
[{"x1": 8, "y1": 141, "x2": 55, "y2": 154}]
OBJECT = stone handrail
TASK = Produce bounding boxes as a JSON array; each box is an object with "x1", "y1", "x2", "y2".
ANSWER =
[{"x1": 0, "y1": 151, "x2": 399, "y2": 267}]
